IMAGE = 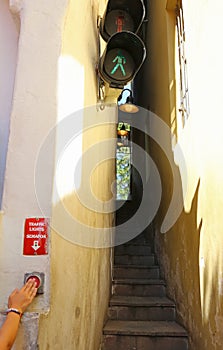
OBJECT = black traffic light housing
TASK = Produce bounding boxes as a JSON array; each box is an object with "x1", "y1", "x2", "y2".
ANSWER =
[
  {"x1": 99, "y1": 0, "x2": 146, "y2": 42},
  {"x1": 98, "y1": 0, "x2": 146, "y2": 89},
  {"x1": 98, "y1": 31, "x2": 146, "y2": 89}
]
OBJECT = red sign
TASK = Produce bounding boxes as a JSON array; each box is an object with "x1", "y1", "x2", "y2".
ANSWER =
[{"x1": 23, "y1": 218, "x2": 49, "y2": 255}]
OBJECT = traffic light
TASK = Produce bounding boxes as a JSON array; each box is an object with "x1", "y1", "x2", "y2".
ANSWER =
[
  {"x1": 99, "y1": 0, "x2": 145, "y2": 42},
  {"x1": 98, "y1": 0, "x2": 146, "y2": 89}
]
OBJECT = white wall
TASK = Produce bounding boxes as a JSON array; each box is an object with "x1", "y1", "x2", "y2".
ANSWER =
[{"x1": 0, "y1": 0, "x2": 18, "y2": 206}]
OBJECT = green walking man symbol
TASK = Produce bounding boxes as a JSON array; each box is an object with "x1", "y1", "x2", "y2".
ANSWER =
[{"x1": 111, "y1": 51, "x2": 126, "y2": 76}]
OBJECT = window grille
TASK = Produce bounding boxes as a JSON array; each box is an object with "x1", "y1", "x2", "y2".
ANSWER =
[{"x1": 176, "y1": 4, "x2": 190, "y2": 126}]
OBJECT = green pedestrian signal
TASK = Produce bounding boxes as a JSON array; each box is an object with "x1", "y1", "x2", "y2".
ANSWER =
[
  {"x1": 111, "y1": 52, "x2": 127, "y2": 76},
  {"x1": 104, "y1": 48, "x2": 135, "y2": 82},
  {"x1": 99, "y1": 32, "x2": 145, "y2": 89}
]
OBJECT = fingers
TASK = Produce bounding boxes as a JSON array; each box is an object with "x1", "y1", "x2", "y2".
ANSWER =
[
  {"x1": 27, "y1": 279, "x2": 38, "y2": 296},
  {"x1": 25, "y1": 278, "x2": 37, "y2": 290},
  {"x1": 30, "y1": 286, "x2": 38, "y2": 299},
  {"x1": 24, "y1": 279, "x2": 38, "y2": 299},
  {"x1": 21, "y1": 278, "x2": 37, "y2": 293}
]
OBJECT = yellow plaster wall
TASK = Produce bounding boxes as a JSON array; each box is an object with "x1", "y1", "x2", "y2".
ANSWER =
[
  {"x1": 143, "y1": 0, "x2": 223, "y2": 349},
  {"x1": 38, "y1": 0, "x2": 115, "y2": 349}
]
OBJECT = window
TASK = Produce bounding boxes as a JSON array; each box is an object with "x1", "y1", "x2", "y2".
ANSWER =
[
  {"x1": 176, "y1": 3, "x2": 190, "y2": 127},
  {"x1": 116, "y1": 122, "x2": 131, "y2": 200}
]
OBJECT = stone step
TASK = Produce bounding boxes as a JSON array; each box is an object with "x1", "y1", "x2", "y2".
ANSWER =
[
  {"x1": 103, "y1": 320, "x2": 188, "y2": 336},
  {"x1": 108, "y1": 296, "x2": 176, "y2": 321},
  {"x1": 112, "y1": 278, "x2": 166, "y2": 297},
  {"x1": 102, "y1": 321, "x2": 188, "y2": 350},
  {"x1": 115, "y1": 244, "x2": 152, "y2": 256},
  {"x1": 102, "y1": 334, "x2": 188, "y2": 350},
  {"x1": 114, "y1": 254, "x2": 155, "y2": 266},
  {"x1": 113, "y1": 265, "x2": 160, "y2": 279}
]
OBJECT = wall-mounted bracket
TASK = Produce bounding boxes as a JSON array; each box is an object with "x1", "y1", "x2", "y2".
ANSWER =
[{"x1": 96, "y1": 15, "x2": 107, "y2": 110}]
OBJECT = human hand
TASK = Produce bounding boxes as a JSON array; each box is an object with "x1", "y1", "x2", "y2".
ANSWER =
[{"x1": 8, "y1": 279, "x2": 37, "y2": 313}]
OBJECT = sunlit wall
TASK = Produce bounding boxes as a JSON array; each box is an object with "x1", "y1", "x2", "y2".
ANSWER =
[{"x1": 138, "y1": 0, "x2": 223, "y2": 349}]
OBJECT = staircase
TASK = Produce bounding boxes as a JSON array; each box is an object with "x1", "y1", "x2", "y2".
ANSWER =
[{"x1": 101, "y1": 232, "x2": 188, "y2": 350}]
